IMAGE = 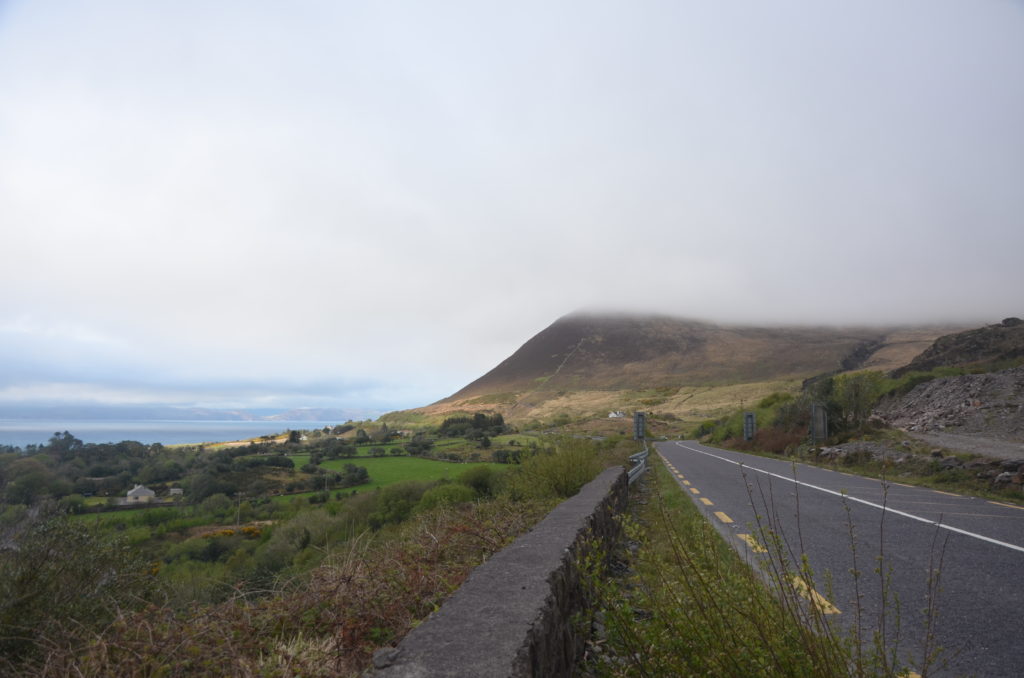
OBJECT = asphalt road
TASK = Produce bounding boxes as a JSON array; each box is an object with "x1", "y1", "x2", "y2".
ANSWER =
[{"x1": 654, "y1": 440, "x2": 1024, "y2": 678}]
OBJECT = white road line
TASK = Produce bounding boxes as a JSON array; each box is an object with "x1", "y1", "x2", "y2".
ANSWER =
[{"x1": 667, "y1": 443, "x2": 1024, "y2": 555}]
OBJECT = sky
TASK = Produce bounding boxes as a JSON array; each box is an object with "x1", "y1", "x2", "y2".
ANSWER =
[{"x1": 1, "y1": 1, "x2": 1023, "y2": 414}]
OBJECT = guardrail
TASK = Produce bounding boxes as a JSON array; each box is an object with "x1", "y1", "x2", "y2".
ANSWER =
[{"x1": 627, "y1": 444, "x2": 648, "y2": 484}]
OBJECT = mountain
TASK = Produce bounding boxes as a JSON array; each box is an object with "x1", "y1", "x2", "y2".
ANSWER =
[
  {"x1": 0, "y1": 404, "x2": 377, "y2": 423},
  {"x1": 387, "y1": 312, "x2": 963, "y2": 430},
  {"x1": 891, "y1": 317, "x2": 1024, "y2": 376}
]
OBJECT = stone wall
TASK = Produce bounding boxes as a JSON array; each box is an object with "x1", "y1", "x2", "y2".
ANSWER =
[{"x1": 369, "y1": 466, "x2": 628, "y2": 678}]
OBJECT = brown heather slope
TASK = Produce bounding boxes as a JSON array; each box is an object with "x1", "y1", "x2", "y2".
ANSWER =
[
  {"x1": 387, "y1": 313, "x2": 964, "y2": 429},
  {"x1": 447, "y1": 314, "x2": 883, "y2": 398}
]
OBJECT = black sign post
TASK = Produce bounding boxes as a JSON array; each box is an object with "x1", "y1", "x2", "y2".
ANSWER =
[
  {"x1": 743, "y1": 412, "x2": 756, "y2": 441},
  {"x1": 633, "y1": 411, "x2": 646, "y2": 441}
]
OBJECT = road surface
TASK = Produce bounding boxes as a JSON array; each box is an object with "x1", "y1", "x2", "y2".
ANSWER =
[{"x1": 654, "y1": 440, "x2": 1024, "y2": 678}]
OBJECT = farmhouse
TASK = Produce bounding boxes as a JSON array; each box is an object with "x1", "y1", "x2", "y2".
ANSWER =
[{"x1": 126, "y1": 484, "x2": 156, "y2": 503}]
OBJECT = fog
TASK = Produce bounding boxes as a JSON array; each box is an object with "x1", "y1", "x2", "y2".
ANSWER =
[{"x1": 1, "y1": 1, "x2": 1022, "y2": 411}]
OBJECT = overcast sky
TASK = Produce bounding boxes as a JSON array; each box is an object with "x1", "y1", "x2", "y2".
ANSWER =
[{"x1": 1, "y1": 1, "x2": 1022, "y2": 414}]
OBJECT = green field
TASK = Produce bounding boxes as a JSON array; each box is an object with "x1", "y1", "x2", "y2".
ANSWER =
[
  {"x1": 320, "y1": 456, "x2": 502, "y2": 491},
  {"x1": 265, "y1": 457, "x2": 504, "y2": 504}
]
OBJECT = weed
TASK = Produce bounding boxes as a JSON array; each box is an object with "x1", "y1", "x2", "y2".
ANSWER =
[{"x1": 584, "y1": 458, "x2": 946, "y2": 677}]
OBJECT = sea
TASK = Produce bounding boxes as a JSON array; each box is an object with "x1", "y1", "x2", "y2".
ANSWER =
[{"x1": 0, "y1": 420, "x2": 313, "y2": 448}]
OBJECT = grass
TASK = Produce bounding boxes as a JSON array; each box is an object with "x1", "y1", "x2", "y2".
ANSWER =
[
  {"x1": 584, "y1": 456, "x2": 925, "y2": 677},
  {"x1": 317, "y1": 456, "x2": 503, "y2": 493}
]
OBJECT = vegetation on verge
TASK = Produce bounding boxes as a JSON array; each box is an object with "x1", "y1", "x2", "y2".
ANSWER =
[{"x1": 582, "y1": 459, "x2": 937, "y2": 677}]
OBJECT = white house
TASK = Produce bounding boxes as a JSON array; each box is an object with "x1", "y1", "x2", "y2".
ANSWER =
[
  {"x1": 126, "y1": 484, "x2": 156, "y2": 503},
  {"x1": 608, "y1": 411, "x2": 626, "y2": 418}
]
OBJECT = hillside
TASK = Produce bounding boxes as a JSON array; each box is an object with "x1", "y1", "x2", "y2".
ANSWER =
[
  {"x1": 388, "y1": 313, "x2": 962, "y2": 430},
  {"x1": 892, "y1": 317, "x2": 1024, "y2": 376},
  {"x1": 876, "y1": 366, "x2": 1024, "y2": 454}
]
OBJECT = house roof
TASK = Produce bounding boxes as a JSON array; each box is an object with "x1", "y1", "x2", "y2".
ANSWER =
[{"x1": 127, "y1": 484, "x2": 156, "y2": 497}]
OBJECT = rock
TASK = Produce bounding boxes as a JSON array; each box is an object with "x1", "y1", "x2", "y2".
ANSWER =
[
  {"x1": 939, "y1": 457, "x2": 963, "y2": 469},
  {"x1": 994, "y1": 472, "x2": 1014, "y2": 485},
  {"x1": 999, "y1": 459, "x2": 1024, "y2": 472},
  {"x1": 373, "y1": 648, "x2": 401, "y2": 669}
]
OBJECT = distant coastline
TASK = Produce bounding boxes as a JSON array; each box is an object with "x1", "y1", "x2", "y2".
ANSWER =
[
  {"x1": 0, "y1": 419, "x2": 344, "y2": 448},
  {"x1": 0, "y1": 404, "x2": 380, "y2": 423}
]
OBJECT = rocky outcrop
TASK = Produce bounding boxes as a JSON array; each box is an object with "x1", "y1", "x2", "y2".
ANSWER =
[{"x1": 875, "y1": 366, "x2": 1024, "y2": 441}]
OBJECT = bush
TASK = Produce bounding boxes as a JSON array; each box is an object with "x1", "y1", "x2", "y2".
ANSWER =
[
  {"x1": 457, "y1": 466, "x2": 500, "y2": 497},
  {"x1": 368, "y1": 481, "x2": 430, "y2": 529},
  {"x1": 0, "y1": 507, "x2": 153, "y2": 664},
  {"x1": 504, "y1": 438, "x2": 600, "y2": 500},
  {"x1": 417, "y1": 483, "x2": 477, "y2": 512}
]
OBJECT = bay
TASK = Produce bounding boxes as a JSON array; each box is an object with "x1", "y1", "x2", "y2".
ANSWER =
[{"x1": 0, "y1": 420, "x2": 316, "y2": 448}]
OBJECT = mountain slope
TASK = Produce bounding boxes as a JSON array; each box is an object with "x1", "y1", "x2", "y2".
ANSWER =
[
  {"x1": 391, "y1": 313, "x2": 962, "y2": 429},
  {"x1": 447, "y1": 313, "x2": 947, "y2": 398},
  {"x1": 892, "y1": 317, "x2": 1024, "y2": 376}
]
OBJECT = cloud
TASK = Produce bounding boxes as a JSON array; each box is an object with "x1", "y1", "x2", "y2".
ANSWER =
[{"x1": 1, "y1": 0, "x2": 1022, "y2": 411}]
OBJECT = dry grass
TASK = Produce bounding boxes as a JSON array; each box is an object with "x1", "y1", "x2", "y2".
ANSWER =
[
  {"x1": 405, "y1": 380, "x2": 802, "y2": 434},
  {"x1": 857, "y1": 327, "x2": 967, "y2": 373},
  {"x1": 24, "y1": 499, "x2": 551, "y2": 678}
]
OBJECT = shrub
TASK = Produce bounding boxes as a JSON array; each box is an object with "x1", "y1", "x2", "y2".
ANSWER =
[
  {"x1": 457, "y1": 466, "x2": 500, "y2": 497},
  {"x1": 368, "y1": 481, "x2": 430, "y2": 529},
  {"x1": 417, "y1": 483, "x2": 477, "y2": 512},
  {"x1": 504, "y1": 438, "x2": 600, "y2": 500},
  {"x1": 0, "y1": 507, "x2": 153, "y2": 665}
]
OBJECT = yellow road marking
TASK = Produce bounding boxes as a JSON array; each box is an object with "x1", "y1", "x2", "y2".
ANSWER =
[
  {"x1": 699, "y1": 497, "x2": 713, "y2": 506},
  {"x1": 714, "y1": 511, "x2": 733, "y2": 524},
  {"x1": 890, "y1": 482, "x2": 914, "y2": 488},
  {"x1": 689, "y1": 487, "x2": 700, "y2": 495},
  {"x1": 790, "y1": 577, "x2": 840, "y2": 614},
  {"x1": 737, "y1": 534, "x2": 767, "y2": 553},
  {"x1": 899, "y1": 671, "x2": 922, "y2": 678},
  {"x1": 933, "y1": 490, "x2": 960, "y2": 497},
  {"x1": 683, "y1": 480, "x2": 692, "y2": 486},
  {"x1": 989, "y1": 501, "x2": 1024, "y2": 511}
]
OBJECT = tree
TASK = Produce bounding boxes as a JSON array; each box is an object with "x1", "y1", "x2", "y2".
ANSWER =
[
  {"x1": 371, "y1": 423, "x2": 391, "y2": 443},
  {"x1": 833, "y1": 371, "x2": 887, "y2": 428}
]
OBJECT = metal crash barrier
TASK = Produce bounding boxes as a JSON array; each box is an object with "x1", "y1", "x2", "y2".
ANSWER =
[{"x1": 627, "y1": 445, "x2": 648, "y2": 484}]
